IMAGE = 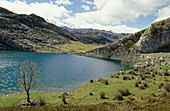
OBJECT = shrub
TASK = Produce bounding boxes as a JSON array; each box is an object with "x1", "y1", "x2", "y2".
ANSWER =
[
  {"x1": 89, "y1": 92, "x2": 93, "y2": 96},
  {"x1": 144, "y1": 96, "x2": 156, "y2": 103},
  {"x1": 104, "y1": 80, "x2": 109, "y2": 85},
  {"x1": 164, "y1": 71, "x2": 169, "y2": 76},
  {"x1": 123, "y1": 76, "x2": 127, "y2": 80},
  {"x1": 113, "y1": 74, "x2": 119, "y2": 78},
  {"x1": 160, "y1": 90, "x2": 169, "y2": 97},
  {"x1": 136, "y1": 80, "x2": 141, "y2": 84},
  {"x1": 39, "y1": 97, "x2": 45, "y2": 106},
  {"x1": 135, "y1": 83, "x2": 139, "y2": 87},
  {"x1": 97, "y1": 78, "x2": 109, "y2": 85},
  {"x1": 141, "y1": 76, "x2": 145, "y2": 80},
  {"x1": 142, "y1": 82, "x2": 148, "y2": 87},
  {"x1": 127, "y1": 97, "x2": 135, "y2": 101},
  {"x1": 139, "y1": 85, "x2": 145, "y2": 89},
  {"x1": 100, "y1": 91, "x2": 106, "y2": 99},
  {"x1": 164, "y1": 83, "x2": 170, "y2": 92},
  {"x1": 129, "y1": 70, "x2": 134, "y2": 75},
  {"x1": 114, "y1": 92, "x2": 124, "y2": 100},
  {"x1": 164, "y1": 77, "x2": 169, "y2": 82},
  {"x1": 117, "y1": 88, "x2": 130, "y2": 96},
  {"x1": 97, "y1": 78, "x2": 105, "y2": 83},
  {"x1": 89, "y1": 78, "x2": 94, "y2": 83},
  {"x1": 158, "y1": 83, "x2": 164, "y2": 89},
  {"x1": 151, "y1": 74, "x2": 155, "y2": 77},
  {"x1": 134, "y1": 68, "x2": 138, "y2": 72},
  {"x1": 110, "y1": 75, "x2": 114, "y2": 78},
  {"x1": 131, "y1": 76, "x2": 134, "y2": 79},
  {"x1": 124, "y1": 98, "x2": 131, "y2": 103}
]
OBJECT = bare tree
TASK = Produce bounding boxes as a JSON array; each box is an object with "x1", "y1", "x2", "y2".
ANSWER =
[{"x1": 18, "y1": 60, "x2": 39, "y2": 103}]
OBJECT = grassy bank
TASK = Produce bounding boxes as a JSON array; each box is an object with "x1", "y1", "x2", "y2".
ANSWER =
[{"x1": 55, "y1": 41, "x2": 104, "y2": 53}]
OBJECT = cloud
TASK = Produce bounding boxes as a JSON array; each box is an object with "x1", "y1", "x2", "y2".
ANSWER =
[
  {"x1": 0, "y1": 0, "x2": 70, "y2": 25},
  {"x1": 55, "y1": 0, "x2": 73, "y2": 5},
  {"x1": 154, "y1": 5, "x2": 170, "y2": 22},
  {"x1": 74, "y1": 0, "x2": 170, "y2": 25},
  {"x1": 81, "y1": 5, "x2": 90, "y2": 11},
  {"x1": 81, "y1": 0, "x2": 93, "y2": 5},
  {"x1": 63, "y1": 17, "x2": 140, "y2": 33}
]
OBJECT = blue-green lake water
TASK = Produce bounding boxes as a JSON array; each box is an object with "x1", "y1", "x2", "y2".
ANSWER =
[{"x1": 0, "y1": 51, "x2": 122, "y2": 96}]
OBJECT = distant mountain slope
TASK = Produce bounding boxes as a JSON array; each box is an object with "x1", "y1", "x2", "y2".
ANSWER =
[
  {"x1": 0, "y1": 7, "x2": 78, "y2": 52},
  {"x1": 62, "y1": 27, "x2": 129, "y2": 40},
  {"x1": 82, "y1": 17, "x2": 170, "y2": 59}
]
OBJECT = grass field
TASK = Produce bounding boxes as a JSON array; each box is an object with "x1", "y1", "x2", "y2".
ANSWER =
[{"x1": 55, "y1": 41, "x2": 104, "y2": 53}]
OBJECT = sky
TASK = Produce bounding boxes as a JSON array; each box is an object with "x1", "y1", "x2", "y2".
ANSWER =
[{"x1": 0, "y1": 0, "x2": 170, "y2": 33}]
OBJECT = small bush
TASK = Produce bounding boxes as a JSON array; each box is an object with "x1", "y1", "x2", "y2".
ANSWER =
[
  {"x1": 124, "y1": 98, "x2": 131, "y2": 103},
  {"x1": 100, "y1": 91, "x2": 106, "y2": 99},
  {"x1": 110, "y1": 75, "x2": 114, "y2": 78},
  {"x1": 164, "y1": 71, "x2": 169, "y2": 76},
  {"x1": 123, "y1": 76, "x2": 127, "y2": 80},
  {"x1": 134, "y1": 68, "x2": 138, "y2": 72},
  {"x1": 144, "y1": 96, "x2": 156, "y2": 103},
  {"x1": 39, "y1": 97, "x2": 45, "y2": 106},
  {"x1": 114, "y1": 92, "x2": 124, "y2": 100},
  {"x1": 141, "y1": 76, "x2": 145, "y2": 80},
  {"x1": 164, "y1": 83, "x2": 170, "y2": 92},
  {"x1": 139, "y1": 85, "x2": 145, "y2": 90},
  {"x1": 131, "y1": 76, "x2": 134, "y2": 79},
  {"x1": 160, "y1": 90, "x2": 169, "y2": 97},
  {"x1": 113, "y1": 74, "x2": 119, "y2": 78},
  {"x1": 89, "y1": 92, "x2": 93, "y2": 96},
  {"x1": 89, "y1": 78, "x2": 94, "y2": 83},
  {"x1": 135, "y1": 83, "x2": 139, "y2": 87},
  {"x1": 136, "y1": 80, "x2": 141, "y2": 84},
  {"x1": 158, "y1": 83, "x2": 164, "y2": 89},
  {"x1": 142, "y1": 82, "x2": 148, "y2": 87},
  {"x1": 164, "y1": 77, "x2": 169, "y2": 82},
  {"x1": 104, "y1": 80, "x2": 109, "y2": 85},
  {"x1": 151, "y1": 74, "x2": 155, "y2": 77},
  {"x1": 127, "y1": 97, "x2": 135, "y2": 101},
  {"x1": 117, "y1": 88, "x2": 130, "y2": 96}
]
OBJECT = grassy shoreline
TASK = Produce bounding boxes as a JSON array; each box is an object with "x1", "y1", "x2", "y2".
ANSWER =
[{"x1": 0, "y1": 53, "x2": 169, "y2": 110}]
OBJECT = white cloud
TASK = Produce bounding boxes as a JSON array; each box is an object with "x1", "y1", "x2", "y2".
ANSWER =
[
  {"x1": 63, "y1": 18, "x2": 140, "y2": 33},
  {"x1": 81, "y1": 5, "x2": 90, "y2": 11},
  {"x1": 0, "y1": 0, "x2": 70, "y2": 25},
  {"x1": 74, "y1": 0, "x2": 170, "y2": 25},
  {"x1": 81, "y1": 0, "x2": 93, "y2": 5},
  {"x1": 55, "y1": 0, "x2": 73, "y2": 5},
  {"x1": 154, "y1": 5, "x2": 170, "y2": 22}
]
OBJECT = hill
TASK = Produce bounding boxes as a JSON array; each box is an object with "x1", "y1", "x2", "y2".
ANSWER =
[
  {"x1": 0, "y1": 7, "x2": 110, "y2": 53},
  {"x1": 62, "y1": 27, "x2": 129, "y2": 40},
  {"x1": 82, "y1": 18, "x2": 170, "y2": 59}
]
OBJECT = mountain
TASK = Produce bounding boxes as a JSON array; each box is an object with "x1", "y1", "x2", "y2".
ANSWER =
[
  {"x1": 62, "y1": 27, "x2": 129, "y2": 41},
  {"x1": 0, "y1": 7, "x2": 78, "y2": 52},
  {"x1": 82, "y1": 17, "x2": 170, "y2": 59}
]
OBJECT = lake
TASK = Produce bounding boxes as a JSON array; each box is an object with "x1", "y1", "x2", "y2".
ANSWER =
[{"x1": 0, "y1": 51, "x2": 122, "y2": 96}]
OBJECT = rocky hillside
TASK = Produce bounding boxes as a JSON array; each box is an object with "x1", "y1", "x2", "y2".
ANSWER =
[
  {"x1": 0, "y1": 7, "x2": 79, "y2": 52},
  {"x1": 62, "y1": 27, "x2": 114, "y2": 44},
  {"x1": 62, "y1": 27, "x2": 129, "y2": 41},
  {"x1": 81, "y1": 17, "x2": 170, "y2": 59}
]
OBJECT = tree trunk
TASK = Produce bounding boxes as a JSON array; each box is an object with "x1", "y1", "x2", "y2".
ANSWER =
[{"x1": 26, "y1": 90, "x2": 31, "y2": 103}]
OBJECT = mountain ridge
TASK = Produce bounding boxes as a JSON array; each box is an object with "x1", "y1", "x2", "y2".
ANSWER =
[{"x1": 81, "y1": 17, "x2": 170, "y2": 59}]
